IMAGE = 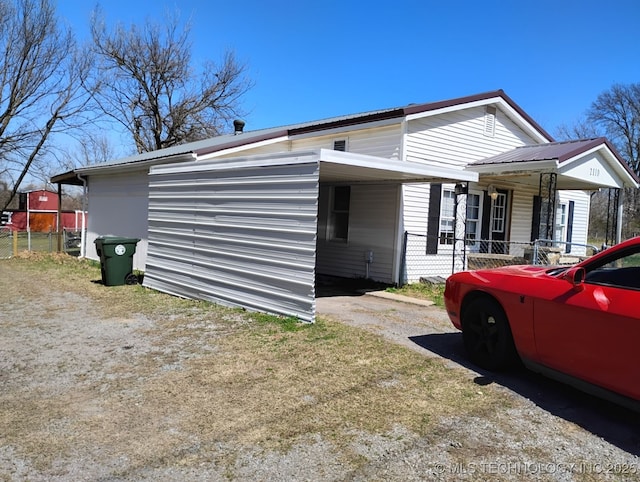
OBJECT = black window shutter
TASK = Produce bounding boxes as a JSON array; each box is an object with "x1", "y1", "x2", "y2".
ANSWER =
[
  {"x1": 426, "y1": 183, "x2": 441, "y2": 254},
  {"x1": 531, "y1": 195, "x2": 541, "y2": 242},
  {"x1": 566, "y1": 201, "x2": 574, "y2": 253}
]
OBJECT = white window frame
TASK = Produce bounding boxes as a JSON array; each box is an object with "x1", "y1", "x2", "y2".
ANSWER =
[
  {"x1": 439, "y1": 188, "x2": 456, "y2": 245},
  {"x1": 328, "y1": 185, "x2": 350, "y2": 242},
  {"x1": 465, "y1": 190, "x2": 483, "y2": 251},
  {"x1": 490, "y1": 192, "x2": 507, "y2": 236},
  {"x1": 555, "y1": 202, "x2": 567, "y2": 247}
]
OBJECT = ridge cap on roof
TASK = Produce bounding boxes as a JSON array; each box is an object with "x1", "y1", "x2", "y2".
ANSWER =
[{"x1": 514, "y1": 137, "x2": 603, "y2": 149}]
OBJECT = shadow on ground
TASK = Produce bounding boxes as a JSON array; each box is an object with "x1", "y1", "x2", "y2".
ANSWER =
[
  {"x1": 315, "y1": 275, "x2": 391, "y2": 298},
  {"x1": 410, "y1": 332, "x2": 640, "y2": 457}
]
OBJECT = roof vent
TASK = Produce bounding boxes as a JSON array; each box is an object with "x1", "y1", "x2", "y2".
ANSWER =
[
  {"x1": 333, "y1": 139, "x2": 347, "y2": 152},
  {"x1": 233, "y1": 119, "x2": 245, "y2": 135},
  {"x1": 484, "y1": 106, "x2": 496, "y2": 137}
]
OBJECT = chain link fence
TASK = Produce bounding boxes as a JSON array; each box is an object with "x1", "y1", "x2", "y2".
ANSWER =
[
  {"x1": 401, "y1": 232, "x2": 599, "y2": 284},
  {"x1": 0, "y1": 226, "x2": 11, "y2": 259}
]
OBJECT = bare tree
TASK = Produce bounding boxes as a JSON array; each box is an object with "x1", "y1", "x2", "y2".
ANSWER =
[
  {"x1": 587, "y1": 83, "x2": 640, "y2": 177},
  {"x1": 582, "y1": 83, "x2": 640, "y2": 240},
  {"x1": 0, "y1": 0, "x2": 94, "y2": 213},
  {"x1": 90, "y1": 9, "x2": 252, "y2": 154},
  {"x1": 555, "y1": 117, "x2": 600, "y2": 141}
]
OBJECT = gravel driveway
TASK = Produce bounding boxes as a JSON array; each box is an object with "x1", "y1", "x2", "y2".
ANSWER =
[
  {"x1": 2, "y1": 260, "x2": 639, "y2": 481},
  {"x1": 317, "y1": 290, "x2": 640, "y2": 478}
]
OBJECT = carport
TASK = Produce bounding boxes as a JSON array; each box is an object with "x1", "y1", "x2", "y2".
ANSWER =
[{"x1": 143, "y1": 148, "x2": 477, "y2": 322}]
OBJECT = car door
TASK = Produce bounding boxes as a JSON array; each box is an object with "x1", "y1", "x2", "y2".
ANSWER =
[{"x1": 532, "y1": 250, "x2": 640, "y2": 401}]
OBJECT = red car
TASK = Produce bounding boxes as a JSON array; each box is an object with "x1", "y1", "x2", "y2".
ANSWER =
[{"x1": 444, "y1": 236, "x2": 640, "y2": 411}]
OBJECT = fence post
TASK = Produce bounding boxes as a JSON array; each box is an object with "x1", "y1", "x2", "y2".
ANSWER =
[{"x1": 13, "y1": 229, "x2": 18, "y2": 256}]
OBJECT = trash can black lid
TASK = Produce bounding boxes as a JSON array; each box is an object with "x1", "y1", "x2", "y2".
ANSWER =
[{"x1": 94, "y1": 236, "x2": 140, "y2": 245}]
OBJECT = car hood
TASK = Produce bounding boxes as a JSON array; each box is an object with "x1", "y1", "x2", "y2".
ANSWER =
[
  {"x1": 481, "y1": 264, "x2": 551, "y2": 276},
  {"x1": 456, "y1": 264, "x2": 555, "y2": 283}
]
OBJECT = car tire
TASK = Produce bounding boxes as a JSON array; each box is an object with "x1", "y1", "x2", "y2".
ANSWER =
[{"x1": 461, "y1": 297, "x2": 518, "y2": 371}]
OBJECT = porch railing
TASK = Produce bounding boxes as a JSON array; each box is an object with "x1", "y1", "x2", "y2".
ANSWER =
[{"x1": 401, "y1": 232, "x2": 600, "y2": 284}]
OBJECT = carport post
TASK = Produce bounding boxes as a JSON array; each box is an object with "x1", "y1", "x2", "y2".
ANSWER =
[
  {"x1": 57, "y1": 183, "x2": 62, "y2": 252},
  {"x1": 617, "y1": 190, "x2": 624, "y2": 243}
]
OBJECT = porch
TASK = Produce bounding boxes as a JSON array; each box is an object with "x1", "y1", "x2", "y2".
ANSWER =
[{"x1": 401, "y1": 232, "x2": 599, "y2": 282}]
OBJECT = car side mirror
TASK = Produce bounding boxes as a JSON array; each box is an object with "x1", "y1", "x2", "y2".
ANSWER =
[{"x1": 564, "y1": 266, "x2": 586, "y2": 290}]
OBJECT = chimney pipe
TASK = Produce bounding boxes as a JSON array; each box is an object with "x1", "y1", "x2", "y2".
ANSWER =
[{"x1": 233, "y1": 119, "x2": 245, "y2": 135}]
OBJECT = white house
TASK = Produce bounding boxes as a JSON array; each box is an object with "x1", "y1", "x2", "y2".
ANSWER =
[{"x1": 52, "y1": 90, "x2": 639, "y2": 322}]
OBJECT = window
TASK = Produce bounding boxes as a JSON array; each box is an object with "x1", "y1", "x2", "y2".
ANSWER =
[
  {"x1": 491, "y1": 192, "x2": 506, "y2": 234},
  {"x1": 555, "y1": 203, "x2": 567, "y2": 244},
  {"x1": 466, "y1": 192, "x2": 481, "y2": 247},
  {"x1": 584, "y1": 246, "x2": 640, "y2": 290},
  {"x1": 439, "y1": 189, "x2": 456, "y2": 245},
  {"x1": 329, "y1": 186, "x2": 350, "y2": 241}
]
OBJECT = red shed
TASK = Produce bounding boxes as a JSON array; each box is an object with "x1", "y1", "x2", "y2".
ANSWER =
[{"x1": 1, "y1": 190, "x2": 87, "y2": 232}]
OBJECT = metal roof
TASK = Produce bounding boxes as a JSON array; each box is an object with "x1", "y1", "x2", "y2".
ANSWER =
[
  {"x1": 52, "y1": 89, "x2": 554, "y2": 180},
  {"x1": 467, "y1": 137, "x2": 640, "y2": 188},
  {"x1": 470, "y1": 138, "x2": 608, "y2": 166}
]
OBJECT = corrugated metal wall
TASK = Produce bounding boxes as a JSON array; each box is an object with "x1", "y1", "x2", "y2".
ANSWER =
[{"x1": 143, "y1": 153, "x2": 320, "y2": 322}]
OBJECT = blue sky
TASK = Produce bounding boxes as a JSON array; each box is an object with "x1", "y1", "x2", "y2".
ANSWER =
[{"x1": 57, "y1": 0, "x2": 640, "y2": 138}]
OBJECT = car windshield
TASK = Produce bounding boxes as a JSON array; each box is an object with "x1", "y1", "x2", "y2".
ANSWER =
[{"x1": 582, "y1": 247, "x2": 640, "y2": 289}]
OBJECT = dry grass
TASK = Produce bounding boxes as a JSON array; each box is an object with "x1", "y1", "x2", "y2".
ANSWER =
[
  {"x1": 0, "y1": 254, "x2": 508, "y2": 468},
  {"x1": 0, "y1": 253, "x2": 528, "y2": 475}
]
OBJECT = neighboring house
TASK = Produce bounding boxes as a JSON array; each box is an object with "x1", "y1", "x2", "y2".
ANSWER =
[
  {"x1": 52, "y1": 90, "x2": 639, "y2": 322},
  {"x1": 1, "y1": 189, "x2": 87, "y2": 233}
]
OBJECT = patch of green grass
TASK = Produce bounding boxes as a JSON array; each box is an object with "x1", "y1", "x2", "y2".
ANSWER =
[
  {"x1": 386, "y1": 282, "x2": 445, "y2": 306},
  {"x1": 248, "y1": 311, "x2": 307, "y2": 332}
]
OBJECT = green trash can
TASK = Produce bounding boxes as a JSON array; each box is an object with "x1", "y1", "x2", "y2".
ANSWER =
[{"x1": 94, "y1": 236, "x2": 140, "y2": 286}]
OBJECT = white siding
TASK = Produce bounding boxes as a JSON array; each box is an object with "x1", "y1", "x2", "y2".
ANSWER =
[
  {"x1": 399, "y1": 105, "x2": 548, "y2": 280},
  {"x1": 86, "y1": 170, "x2": 149, "y2": 270},
  {"x1": 402, "y1": 183, "x2": 430, "y2": 233},
  {"x1": 292, "y1": 125, "x2": 403, "y2": 160},
  {"x1": 143, "y1": 153, "x2": 319, "y2": 322},
  {"x1": 405, "y1": 106, "x2": 539, "y2": 169},
  {"x1": 558, "y1": 190, "x2": 591, "y2": 255},
  {"x1": 317, "y1": 183, "x2": 399, "y2": 283},
  {"x1": 402, "y1": 183, "x2": 459, "y2": 281},
  {"x1": 509, "y1": 183, "x2": 539, "y2": 244}
]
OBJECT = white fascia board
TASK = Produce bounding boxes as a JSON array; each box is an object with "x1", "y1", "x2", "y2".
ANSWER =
[
  {"x1": 152, "y1": 148, "x2": 478, "y2": 183},
  {"x1": 406, "y1": 97, "x2": 550, "y2": 144},
  {"x1": 318, "y1": 149, "x2": 478, "y2": 182},
  {"x1": 152, "y1": 150, "x2": 320, "y2": 175},
  {"x1": 196, "y1": 135, "x2": 290, "y2": 161},
  {"x1": 466, "y1": 159, "x2": 558, "y2": 175},
  {"x1": 76, "y1": 152, "x2": 197, "y2": 176}
]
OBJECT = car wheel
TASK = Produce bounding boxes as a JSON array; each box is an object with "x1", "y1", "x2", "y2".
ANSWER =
[{"x1": 461, "y1": 297, "x2": 517, "y2": 370}]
